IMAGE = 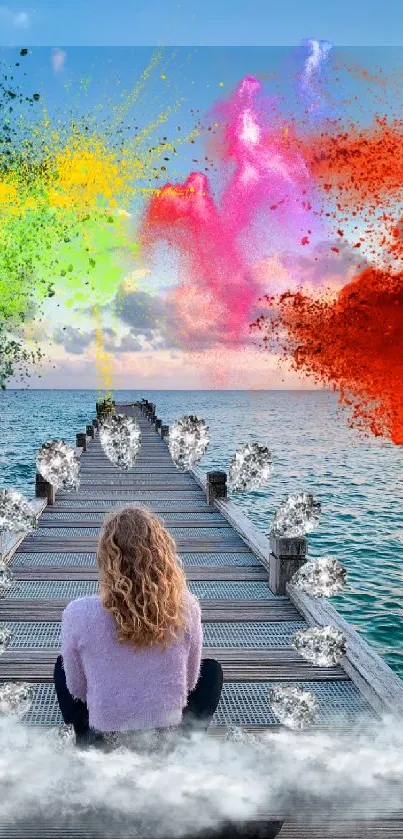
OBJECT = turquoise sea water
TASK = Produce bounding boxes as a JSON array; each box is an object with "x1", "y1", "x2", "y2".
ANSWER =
[{"x1": 1, "y1": 388, "x2": 403, "y2": 679}]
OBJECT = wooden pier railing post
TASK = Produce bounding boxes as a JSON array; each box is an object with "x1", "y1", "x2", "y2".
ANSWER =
[
  {"x1": 206, "y1": 471, "x2": 227, "y2": 505},
  {"x1": 35, "y1": 471, "x2": 56, "y2": 505},
  {"x1": 76, "y1": 432, "x2": 87, "y2": 451},
  {"x1": 161, "y1": 425, "x2": 169, "y2": 439},
  {"x1": 269, "y1": 534, "x2": 307, "y2": 595}
]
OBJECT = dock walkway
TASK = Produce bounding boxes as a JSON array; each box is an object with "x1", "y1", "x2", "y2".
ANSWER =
[{"x1": 1, "y1": 399, "x2": 403, "y2": 837}]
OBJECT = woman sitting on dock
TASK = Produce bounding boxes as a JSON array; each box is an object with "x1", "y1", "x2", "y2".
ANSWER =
[{"x1": 53, "y1": 505, "x2": 223, "y2": 748}]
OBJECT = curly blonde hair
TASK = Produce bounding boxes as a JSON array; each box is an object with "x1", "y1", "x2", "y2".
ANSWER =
[{"x1": 97, "y1": 505, "x2": 191, "y2": 650}]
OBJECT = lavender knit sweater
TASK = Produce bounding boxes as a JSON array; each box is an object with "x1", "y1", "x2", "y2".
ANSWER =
[{"x1": 61, "y1": 590, "x2": 203, "y2": 732}]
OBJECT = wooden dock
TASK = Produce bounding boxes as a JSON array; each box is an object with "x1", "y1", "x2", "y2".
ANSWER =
[{"x1": 1, "y1": 398, "x2": 403, "y2": 838}]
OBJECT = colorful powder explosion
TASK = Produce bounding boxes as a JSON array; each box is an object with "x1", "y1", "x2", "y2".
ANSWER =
[
  {"x1": 140, "y1": 64, "x2": 403, "y2": 431},
  {"x1": 2, "y1": 47, "x2": 403, "y2": 443},
  {"x1": 0, "y1": 48, "x2": 197, "y2": 389},
  {"x1": 141, "y1": 76, "x2": 315, "y2": 355}
]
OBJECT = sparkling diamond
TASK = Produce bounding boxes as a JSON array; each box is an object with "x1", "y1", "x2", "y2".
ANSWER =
[
  {"x1": 292, "y1": 625, "x2": 347, "y2": 666},
  {"x1": 271, "y1": 492, "x2": 321, "y2": 537},
  {"x1": 0, "y1": 562, "x2": 12, "y2": 598},
  {"x1": 0, "y1": 488, "x2": 37, "y2": 533},
  {"x1": 168, "y1": 416, "x2": 209, "y2": 471},
  {"x1": 37, "y1": 441, "x2": 80, "y2": 492},
  {"x1": 0, "y1": 627, "x2": 12, "y2": 655},
  {"x1": 99, "y1": 413, "x2": 141, "y2": 470},
  {"x1": 0, "y1": 682, "x2": 34, "y2": 717},
  {"x1": 228, "y1": 442, "x2": 273, "y2": 494},
  {"x1": 291, "y1": 556, "x2": 347, "y2": 597},
  {"x1": 46, "y1": 725, "x2": 75, "y2": 749},
  {"x1": 268, "y1": 685, "x2": 319, "y2": 729}
]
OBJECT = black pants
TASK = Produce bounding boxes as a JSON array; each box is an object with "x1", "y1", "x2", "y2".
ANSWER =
[{"x1": 53, "y1": 655, "x2": 223, "y2": 745}]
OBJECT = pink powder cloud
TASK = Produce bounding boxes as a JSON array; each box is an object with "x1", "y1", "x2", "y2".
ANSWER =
[{"x1": 141, "y1": 76, "x2": 316, "y2": 354}]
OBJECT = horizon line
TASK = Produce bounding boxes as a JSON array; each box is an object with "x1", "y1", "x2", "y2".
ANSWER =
[{"x1": 2, "y1": 387, "x2": 333, "y2": 392}]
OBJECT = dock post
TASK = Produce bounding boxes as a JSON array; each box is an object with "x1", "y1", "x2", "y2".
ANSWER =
[
  {"x1": 206, "y1": 471, "x2": 227, "y2": 505},
  {"x1": 161, "y1": 425, "x2": 169, "y2": 439},
  {"x1": 76, "y1": 432, "x2": 87, "y2": 451},
  {"x1": 35, "y1": 471, "x2": 56, "y2": 505},
  {"x1": 86, "y1": 424, "x2": 95, "y2": 439},
  {"x1": 269, "y1": 534, "x2": 307, "y2": 595},
  {"x1": 92, "y1": 419, "x2": 99, "y2": 431}
]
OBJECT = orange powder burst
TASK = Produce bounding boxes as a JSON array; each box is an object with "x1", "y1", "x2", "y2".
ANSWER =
[{"x1": 252, "y1": 267, "x2": 403, "y2": 444}]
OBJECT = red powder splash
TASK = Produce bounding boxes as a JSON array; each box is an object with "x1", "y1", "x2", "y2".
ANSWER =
[
  {"x1": 300, "y1": 117, "x2": 403, "y2": 269},
  {"x1": 252, "y1": 266, "x2": 403, "y2": 444}
]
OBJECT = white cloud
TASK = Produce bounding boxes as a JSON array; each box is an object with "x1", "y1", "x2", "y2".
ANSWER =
[
  {"x1": 51, "y1": 48, "x2": 66, "y2": 74},
  {"x1": 0, "y1": 5, "x2": 31, "y2": 28}
]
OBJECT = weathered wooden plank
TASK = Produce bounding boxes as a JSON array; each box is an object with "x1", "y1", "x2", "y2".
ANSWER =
[
  {"x1": 287, "y1": 582, "x2": 403, "y2": 718},
  {"x1": 0, "y1": 599, "x2": 301, "y2": 621},
  {"x1": 277, "y1": 822, "x2": 403, "y2": 838},
  {"x1": 35, "y1": 519, "x2": 231, "y2": 529},
  {"x1": 43, "y1": 506, "x2": 217, "y2": 514},
  {"x1": 79, "y1": 469, "x2": 193, "y2": 475},
  {"x1": 79, "y1": 467, "x2": 182, "y2": 472},
  {"x1": 11, "y1": 565, "x2": 270, "y2": 581},
  {"x1": 77, "y1": 485, "x2": 198, "y2": 492},
  {"x1": 80, "y1": 468, "x2": 178, "y2": 474},
  {"x1": 56, "y1": 494, "x2": 206, "y2": 501},
  {"x1": 0, "y1": 648, "x2": 317, "y2": 664},
  {"x1": 17, "y1": 541, "x2": 251, "y2": 553},
  {"x1": 82, "y1": 455, "x2": 173, "y2": 459},
  {"x1": 78, "y1": 483, "x2": 199, "y2": 489},
  {"x1": 0, "y1": 817, "x2": 402, "y2": 838}
]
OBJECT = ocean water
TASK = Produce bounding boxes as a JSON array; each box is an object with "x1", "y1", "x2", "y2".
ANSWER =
[{"x1": 1, "y1": 388, "x2": 403, "y2": 679}]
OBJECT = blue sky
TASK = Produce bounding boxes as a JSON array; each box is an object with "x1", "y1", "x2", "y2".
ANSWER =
[{"x1": 0, "y1": 0, "x2": 402, "y2": 47}]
